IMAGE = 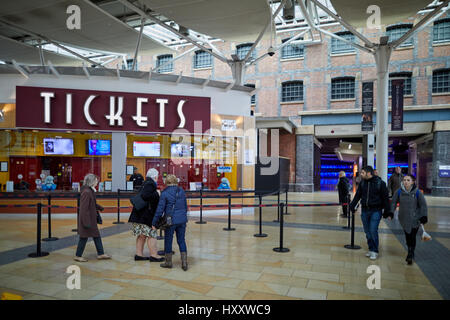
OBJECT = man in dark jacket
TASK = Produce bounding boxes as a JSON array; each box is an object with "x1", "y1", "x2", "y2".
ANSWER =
[
  {"x1": 349, "y1": 166, "x2": 391, "y2": 260},
  {"x1": 388, "y1": 166, "x2": 404, "y2": 197},
  {"x1": 337, "y1": 171, "x2": 351, "y2": 217},
  {"x1": 129, "y1": 167, "x2": 144, "y2": 191}
]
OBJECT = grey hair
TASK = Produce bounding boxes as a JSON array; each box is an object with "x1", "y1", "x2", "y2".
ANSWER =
[
  {"x1": 146, "y1": 168, "x2": 159, "y2": 180},
  {"x1": 83, "y1": 173, "x2": 98, "y2": 187}
]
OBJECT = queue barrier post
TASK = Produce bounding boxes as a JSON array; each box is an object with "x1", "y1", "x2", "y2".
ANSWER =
[
  {"x1": 28, "y1": 203, "x2": 49, "y2": 258},
  {"x1": 113, "y1": 189, "x2": 124, "y2": 225},
  {"x1": 254, "y1": 194, "x2": 267, "y2": 238},
  {"x1": 284, "y1": 189, "x2": 291, "y2": 215},
  {"x1": 223, "y1": 193, "x2": 235, "y2": 231},
  {"x1": 72, "y1": 193, "x2": 80, "y2": 232},
  {"x1": 273, "y1": 203, "x2": 289, "y2": 253},
  {"x1": 273, "y1": 191, "x2": 280, "y2": 222},
  {"x1": 196, "y1": 189, "x2": 206, "y2": 225},
  {"x1": 43, "y1": 194, "x2": 58, "y2": 241},
  {"x1": 344, "y1": 206, "x2": 361, "y2": 250}
]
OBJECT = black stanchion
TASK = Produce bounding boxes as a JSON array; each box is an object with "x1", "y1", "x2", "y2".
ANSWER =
[
  {"x1": 344, "y1": 208, "x2": 361, "y2": 250},
  {"x1": 29, "y1": 203, "x2": 49, "y2": 258},
  {"x1": 223, "y1": 193, "x2": 235, "y2": 231},
  {"x1": 196, "y1": 189, "x2": 206, "y2": 225},
  {"x1": 273, "y1": 203, "x2": 289, "y2": 253},
  {"x1": 72, "y1": 193, "x2": 80, "y2": 232},
  {"x1": 113, "y1": 189, "x2": 124, "y2": 225},
  {"x1": 254, "y1": 194, "x2": 267, "y2": 238},
  {"x1": 273, "y1": 191, "x2": 280, "y2": 222},
  {"x1": 43, "y1": 194, "x2": 58, "y2": 241},
  {"x1": 284, "y1": 189, "x2": 291, "y2": 215}
]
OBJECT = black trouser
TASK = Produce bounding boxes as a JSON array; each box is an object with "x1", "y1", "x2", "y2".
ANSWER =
[
  {"x1": 76, "y1": 237, "x2": 105, "y2": 257},
  {"x1": 341, "y1": 204, "x2": 348, "y2": 216},
  {"x1": 404, "y1": 227, "x2": 419, "y2": 249}
]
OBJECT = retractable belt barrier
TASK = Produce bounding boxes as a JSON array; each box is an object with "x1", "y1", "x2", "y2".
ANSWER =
[{"x1": 2, "y1": 189, "x2": 357, "y2": 257}]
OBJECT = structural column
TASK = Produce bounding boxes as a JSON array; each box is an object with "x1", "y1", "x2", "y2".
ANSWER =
[
  {"x1": 295, "y1": 134, "x2": 314, "y2": 192},
  {"x1": 432, "y1": 130, "x2": 450, "y2": 197},
  {"x1": 374, "y1": 45, "x2": 392, "y2": 183},
  {"x1": 112, "y1": 132, "x2": 127, "y2": 192}
]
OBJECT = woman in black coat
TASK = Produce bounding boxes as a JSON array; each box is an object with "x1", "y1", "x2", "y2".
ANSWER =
[
  {"x1": 337, "y1": 171, "x2": 351, "y2": 217},
  {"x1": 128, "y1": 168, "x2": 164, "y2": 262}
]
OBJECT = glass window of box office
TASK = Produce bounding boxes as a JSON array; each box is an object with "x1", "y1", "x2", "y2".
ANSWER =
[{"x1": 0, "y1": 129, "x2": 243, "y2": 192}]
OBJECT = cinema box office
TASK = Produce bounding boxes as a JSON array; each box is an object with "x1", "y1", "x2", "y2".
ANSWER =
[{"x1": 0, "y1": 67, "x2": 256, "y2": 199}]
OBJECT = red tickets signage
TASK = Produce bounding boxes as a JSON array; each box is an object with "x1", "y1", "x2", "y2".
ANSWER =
[{"x1": 15, "y1": 86, "x2": 211, "y2": 133}]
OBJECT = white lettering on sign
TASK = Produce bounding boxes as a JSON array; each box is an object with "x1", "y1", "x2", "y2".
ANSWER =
[
  {"x1": 106, "y1": 96, "x2": 123, "y2": 126},
  {"x1": 66, "y1": 93, "x2": 73, "y2": 124},
  {"x1": 177, "y1": 100, "x2": 186, "y2": 128},
  {"x1": 132, "y1": 97, "x2": 148, "y2": 127},
  {"x1": 157, "y1": 98, "x2": 168, "y2": 127},
  {"x1": 41, "y1": 92, "x2": 54, "y2": 123},
  {"x1": 83, "y1": 95, "x2": 98, "y2": 125}
]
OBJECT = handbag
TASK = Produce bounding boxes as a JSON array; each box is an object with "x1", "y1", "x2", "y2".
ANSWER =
[
  {"x1": 96, "y1": 211, "x2": 103, "y2": 224},
  {"x1": 155, "y1": 187, "x2": 179, "y2": 230},
  {"x1": 130, "y1": 183, "x2": 148, "y2": 211}
]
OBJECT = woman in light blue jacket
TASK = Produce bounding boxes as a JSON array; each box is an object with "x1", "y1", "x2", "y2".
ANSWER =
[{"x1": 152, "y1": 174, "x2": 188, "y2": 271}]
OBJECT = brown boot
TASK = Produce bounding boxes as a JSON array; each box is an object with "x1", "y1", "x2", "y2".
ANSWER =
[
  {"x1": 160, "y1": 253, "x2": 172, "y2": 268},
  {"x1": 181, "y1": 252, "x2": 188, "y2": 271}
]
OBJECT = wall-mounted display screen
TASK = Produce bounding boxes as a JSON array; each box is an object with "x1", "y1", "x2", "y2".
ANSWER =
[
  {"x1": 86, "y1": 140, "x2": 111, "y2": 156},
  {"x1": 43, "y1": 138, "x2": 74, "y2": 155},
  {"x1": 170, "y1": 143, "x2": 194, "y2": 158},
  {"x1": 133, "y1": 141, "x2": 160, "y2": 157}
]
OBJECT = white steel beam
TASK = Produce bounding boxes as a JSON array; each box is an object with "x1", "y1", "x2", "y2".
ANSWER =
[
  {"x1": 11, "y1": 60, "x2": 29, "y2": 79},
  {"x1": 47, "y1": 60, "x2": 60, "y2": 78}
]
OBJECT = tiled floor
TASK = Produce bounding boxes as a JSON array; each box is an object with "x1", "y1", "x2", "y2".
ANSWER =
[{"x1": 0, "y1": 191, "x2": 448, "y2": 300}]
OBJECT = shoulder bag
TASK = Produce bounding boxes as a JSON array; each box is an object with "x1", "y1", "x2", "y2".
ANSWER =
[
  {"x1": 130, "y1": 182, "x2": 148, "y2": 211},
  {"x1": 155, "y1": 187, "x2": 179, "y2": 230}
]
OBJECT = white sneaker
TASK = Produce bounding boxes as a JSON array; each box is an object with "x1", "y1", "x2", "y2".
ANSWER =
[
  {"x1": 365, "y1": 251, "x2": 372, "y2": 257},
  {"x1": 369, "y1": 252, "x2": 378, "y2": 260}
]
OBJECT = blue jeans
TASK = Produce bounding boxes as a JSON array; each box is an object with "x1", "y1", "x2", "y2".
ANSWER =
[
  {"x1": 360, "y1": 209, "x2": 382, "y2": 253},
  {"x1": 164, "y1": 223, "x2": 187, "y2": 254}
]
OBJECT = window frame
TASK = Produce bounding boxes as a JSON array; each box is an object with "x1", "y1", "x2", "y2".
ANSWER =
[
  {"x1": 281, "y1": 80, "x2": 304, "y2": 103},
  {"x1": 433, "y1": 18, "x2": 450, "y2": 43},
  {"x1": 331, "y1": 77, "x2": 356, "y2": 100},
  {"x1": 281, "y1": 37, "x2": 304, "y2": 59},
  {"x1": 156, "y1": 54, "x2": 174, "y2": 73},
  {"x1": 386, "y1": 24, "x2": 414, "y2": 47},
  {"x1": 432, "y1": 68, "x2": 450, "y2": 94},
  {"x1": 244, "y1": 84, "x2": 256, "y2": 104},
  {"x1": 388, "y1": 72, "x2": 413, "y2": 96},
  {"x1": 331, "y1": 31, "x2": 356, "y2": 54},
  {"x1": 236, "y1": 43, "x2": 256, "y2": 60},
  {"x1": 193, "y1": 49, "x2": 213, "y2": 69}
]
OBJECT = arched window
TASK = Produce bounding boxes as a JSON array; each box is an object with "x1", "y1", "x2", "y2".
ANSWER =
[
  {"x1": 281, "y1": 81, "x2": 304, "y2": 102},
  {"x1": 386, "y1": 24, "x2": 413, "y2": 47},
  {"x1": 389, "y1": 72, "x2": 412, "y2": 96},
  {"x1": 331, "y1": 31, "x2": 355, "y2": 54},
  {"x1": 331, "y1": 77, "x2": 355, "y2": 99},
  {"x1": 236, "y1": 43, "x2": 256, "y2": 60},
  {"x1": 194, "y1": 50, "x2": 212, "y2": 69},
  {"x1": 432, "y1": 69, "x2": 450, "y2": 93},
  {"x1": 156, "y1": 54, "x2": 173, "y2": 73},
  {"x1": 433, "y1": 18, "x2": 450, "y2": 43},
  {"x1": 281, "y1": 37, "x2": 304, "y2": 59}
]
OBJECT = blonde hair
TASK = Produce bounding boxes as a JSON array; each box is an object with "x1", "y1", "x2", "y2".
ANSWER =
[
  {"x1": 339, "y1": 171, "x2": 346, "y2": 178},
  {"x1": 83, "y1": 173, "x2": 98, "y2": 187},
  {"x1": 165, "y1": 174, "x2": 178, "y2": 186}
]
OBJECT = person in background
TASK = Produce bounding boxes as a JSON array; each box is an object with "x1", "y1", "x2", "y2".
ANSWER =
[
  {"x1": 217, "y1": 177, "x2": 231, "y2": 190},
  {"x1": 152, "y1": 174, "x2": 189, "y2": 271},
  {"x1": 129, "y1": 167, "x2": 145, "y2": 191},
  {"x1": 74, "y1": 174, "x2": 111, "y2": 262},
  {"x1": 349, "y1": 166, "x2": 390, "y2": 261},
  {"x1": 374, "y1": 169, "x2": 379, "y2": 176},
  {"x1": 388, "y1": 166, "x2": 404, "y2": 197},
  {"x1": 128, "y1": 168, "x2": 164, "y2": 262},
  {"x1": 355, "y1": 171, "x2": 361, "y2": 189},
  {"x1": 337, "y1": 171, "x2": 351, "y2": 217},
  {"x1": 386, "y1": 174, "x2": 428, "y2": 265}
]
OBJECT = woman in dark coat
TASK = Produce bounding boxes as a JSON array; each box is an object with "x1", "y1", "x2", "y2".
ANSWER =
[
  {"x1": 152, "y1": 174, "x2": 189, "y2": 271},
  {"x1": 129, "y1": 168, "x2": 164, "y2": 262},
  {"x1": 74, "y1": 174, "x2": 111, "y2": 262},
  {"x1": 337, "y1": 171, "x2": 351, "y2": 217}
]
